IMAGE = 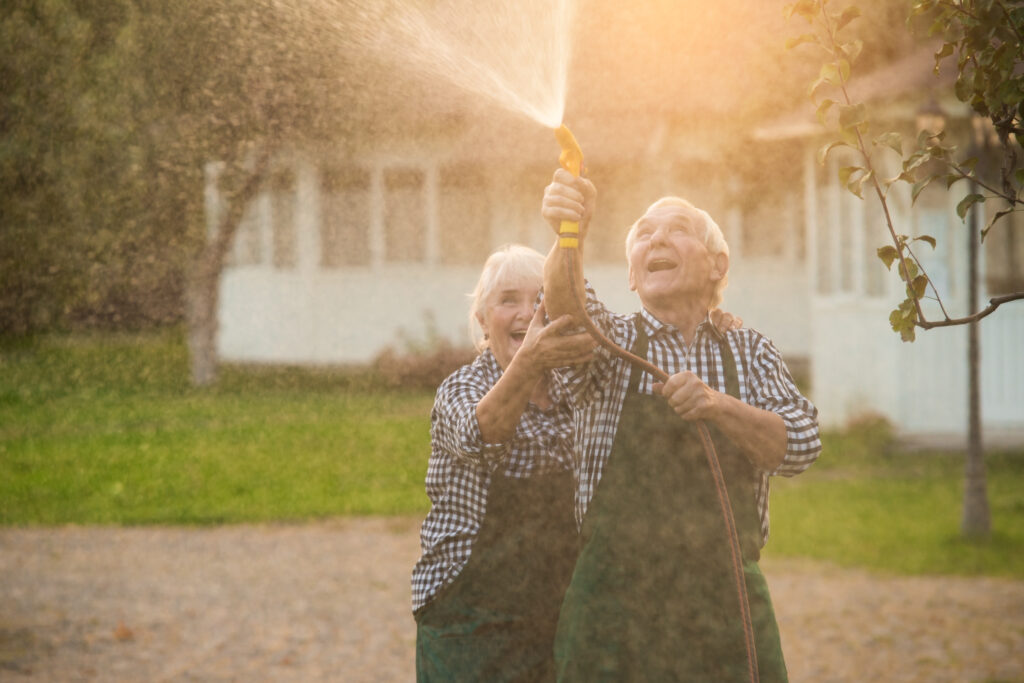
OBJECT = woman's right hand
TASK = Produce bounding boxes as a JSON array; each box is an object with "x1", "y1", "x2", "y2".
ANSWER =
[
  {"x1": 518, "y1": 303, "x2": 596, "y2": 372},
  {"x1": 541, "y1": 168, "x2": 597, "y2": 239}
]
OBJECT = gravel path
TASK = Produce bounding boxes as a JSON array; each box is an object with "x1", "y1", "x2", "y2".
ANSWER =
[{"x1": 1, "y1": 518, "x2": 1022, "y2": 682}]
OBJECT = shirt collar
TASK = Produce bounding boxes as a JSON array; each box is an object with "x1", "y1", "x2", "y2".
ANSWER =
[{"x1": 639, "y1": 307, "x2": 724, "y2": 342}]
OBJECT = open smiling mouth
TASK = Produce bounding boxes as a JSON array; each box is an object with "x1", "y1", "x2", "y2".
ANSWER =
[
  {"x1": 510, "y1": 331, "x2": 527, "y2": 343},
  {"x1": 648, "y1": 259, "x2": 677, "y2": 272}
]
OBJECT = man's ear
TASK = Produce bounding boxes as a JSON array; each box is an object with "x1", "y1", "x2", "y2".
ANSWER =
[{"x1": 711, "y1": 253, "x2": 729, "y2": 282}]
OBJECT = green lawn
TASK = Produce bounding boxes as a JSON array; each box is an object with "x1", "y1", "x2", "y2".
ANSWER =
[
  {"x1": 0, "y1": 330, "x2": 435, "y2": 523},
  {"x1": 2, "y1": 330, "x2": 1022, "y2": 579}
]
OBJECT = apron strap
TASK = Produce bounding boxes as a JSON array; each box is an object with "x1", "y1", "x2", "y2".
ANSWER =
[
  {"x1": 718, "y1": 334, "x2": 740, "y2": 400},
  {"x1": 627, "y1": 313, "x2": 649, "y2": 394},
  {"x1": 630, "y1": 313, "x2": 739, "y2": 401}
]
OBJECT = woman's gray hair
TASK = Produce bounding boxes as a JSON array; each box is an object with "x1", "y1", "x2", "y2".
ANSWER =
[
  {"x1": 624, "y1": 196, "x2": 730, "y2": 308},
  {"x1": 468, "y1": 244, "x2": 545, "y2": 352}
]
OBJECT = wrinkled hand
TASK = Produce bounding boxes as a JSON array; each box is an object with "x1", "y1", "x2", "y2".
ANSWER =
[
  {"x1": 541, "y1": 168, "x2": 597, "y2": 238},
  {"x1": 653, "y1": 371, "x2": 721, "y2": 422},
  {"x1": 710, "y1": 308, "x2": 742, "y2": 333},
  {"x1": 519, "y1": 303, "x2": 596, "y2": 371}
]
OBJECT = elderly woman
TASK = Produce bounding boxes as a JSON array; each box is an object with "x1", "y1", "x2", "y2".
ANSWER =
[
  {"x1": 411, "y1": 244, "x2": 595, "y2": 682},
  {"x1": 541, "y1": 169, "x2": 822, "y2": 681}
]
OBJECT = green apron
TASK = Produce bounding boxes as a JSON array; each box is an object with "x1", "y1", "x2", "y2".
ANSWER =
[
  {"x1": 416, "y1": 469, "x2": 578, "y2": 682},
  {"x1": 554, "y1": 322, "x2": 788, "y2": 682}
]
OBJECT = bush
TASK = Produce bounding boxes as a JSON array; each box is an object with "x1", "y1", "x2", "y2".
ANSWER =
[{"x1": 373, "y1": 341, "x2": 477, "y2": 391}]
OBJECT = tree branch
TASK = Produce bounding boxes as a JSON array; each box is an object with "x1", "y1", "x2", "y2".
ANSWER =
[{"x1": 918, "y1": 292, "x2": 1024, "y2": 328}]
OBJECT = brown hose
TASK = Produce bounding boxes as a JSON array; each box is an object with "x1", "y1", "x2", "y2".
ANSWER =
[{"x1": 561, "y1": 246, "x2": 759, "y2": 683}]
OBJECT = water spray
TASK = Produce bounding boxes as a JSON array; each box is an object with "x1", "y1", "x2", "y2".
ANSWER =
[{"x1": 554, "y1": 123, "x2": 760, "y2": 683}]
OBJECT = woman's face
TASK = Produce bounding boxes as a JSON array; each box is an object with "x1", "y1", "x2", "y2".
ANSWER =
[{"x1": 478, "y1": 277, "x2": 540, "y2": 370}]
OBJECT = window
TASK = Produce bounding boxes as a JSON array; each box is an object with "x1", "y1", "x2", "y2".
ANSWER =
[
  {"x1": 815, "y1": 159, "x2": 836, "y2": 296},
  {"x1": 384, "y1": 168, "x2": 426, "y2": 263},
  {"x1": 321, "y1": 167, "x2": 371, "y2": 267},
  {"x1": 439, "y1": 164, "x2": 490, "y2": 266},
  {"x1": 863, "y1": 195, "x2": 888, "y2": 298},
  {"x1": 270, "y1": 168, "x2": 296, "y2": 269},
  {"x1": 230, "y1": 200, "x2": 263, "y2": 267},
  {"x1": 985, "y1": 205, "x2": 1024, "y2": 295}
]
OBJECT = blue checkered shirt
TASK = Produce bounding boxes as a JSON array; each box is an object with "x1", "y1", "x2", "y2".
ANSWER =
[
  {"x1": 411, "y1": 350, "x2": 575, "y2": 613},
  {"x1": 555, "y1": 283, "x2": 822, "y2": 546}
]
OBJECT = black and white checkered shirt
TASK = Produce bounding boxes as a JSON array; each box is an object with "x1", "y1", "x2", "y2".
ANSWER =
[
  {"x1": 411, "y1": 349, "x2": 575, "y2": 613},
  {"x1": 556, "y1": 283, "x2": 822, "y2": 546}
]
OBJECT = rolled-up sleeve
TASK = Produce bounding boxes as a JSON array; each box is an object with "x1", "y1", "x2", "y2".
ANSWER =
[
  {"x1": 550, "y1": 281, "x2": 632, "y2": 410},
  {"x1": 431, "y1": 370, "x2": 510, "y2": 469},
  {"x1": 746, "y1": 335, "x2": 822, "y2": 477}
]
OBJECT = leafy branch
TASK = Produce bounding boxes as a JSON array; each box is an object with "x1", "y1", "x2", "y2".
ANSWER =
[{"x1": 785, "y1": 0, "x2": 1024, "y2": 341}]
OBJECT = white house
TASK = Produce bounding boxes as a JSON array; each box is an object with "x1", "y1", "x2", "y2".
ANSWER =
[
  {"x1": 753, "y1": 46, "x2": 1024, "y2": 441},
  {"x1": 210, "y1": 7, "x2": 1023, "y2": 441}
]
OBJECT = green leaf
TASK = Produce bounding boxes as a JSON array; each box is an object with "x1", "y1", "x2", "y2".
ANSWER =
[
  {"x1": 840, "y1": 40, "x2": 864, "y2": 64},
  {"x1": 784, "y1": 0, "x2": 819, "y2": 22},
  {"x1": 889, "y1": 300, "x2": 918, "y2": 342},
  {"x1": 834, "y1": 5, "x2": 862, "y2": 32},
  {"x1": 982, "y1": 208, "x2": 1015, "y2": 240},
  {"x1": 911, "y1": 274, "x2": 929, "y2": 299},
  {"x1": 873, "y1": 131, "x2": 903, "y2": 155},
  {"x1": 849, "y1": 169, "x2": 873, "y2": 199},
  {"x1": 838, "y1": 59, "x2": 851, "y2": 83},
  {"x1": 838, "y1": 165, "x2": 861, "y2": 187},
  {"x1": 914, "y1": 234, "x2": 937, "y2": 249},
  {"x1": 911, "y1": 176, "x2": 934, "y2": 205},
  {"x1": 820, "y1": 62, "x2": 840, "y2": 86},
  {"x1": 933, "y1": 43, "x2": 954, "y2": 73},
  {"x1": 817, "y1": 139, "x2": 848, "y2": 165},
  {"x1": 1015, "y1": 168, "x2": 1024, "y2": 186},
  {"x1": 786, "y1": 33, "x2": 819, "y2": 50},
  {"x1": 816, "y1": 99, "x2": 836, "y2": 126},
  {"x1": 838, "y1": 103, "x2": 867, "y2": 130},
  {"x1": 877, "y1": 245, "x2": 899, "y2": 270},
  {"x1": 897, "y1": 258, "x2": 918, "y2": 282},
  {"x1": 956, "y1": 193, "x2": 985, "y2": 220}
]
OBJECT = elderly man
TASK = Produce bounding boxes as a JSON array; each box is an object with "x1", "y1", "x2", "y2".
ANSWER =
[{"x1": 540, "y1": 168, "x2": 821, "y2": 681}]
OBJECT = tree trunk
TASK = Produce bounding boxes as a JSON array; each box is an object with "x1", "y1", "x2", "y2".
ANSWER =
[
  {"x1": 961, "y1": 177, "x2": 991, "y2": 538},
  {"x1": 186, "y1": 148, "x2": 272, "y2": 387}
]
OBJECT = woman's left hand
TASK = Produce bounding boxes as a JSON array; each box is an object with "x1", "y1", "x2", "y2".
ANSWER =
[{"x1": 518, "y1": 303, "x2": 596, "y2": 372}]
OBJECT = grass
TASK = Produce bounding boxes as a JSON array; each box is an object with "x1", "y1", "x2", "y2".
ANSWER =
[
  {"x1": 2, "y1": 330, "x2": 1023, "y2": 579},
  {"x1": 763, "y1": 419, "x2": 1024, "y2": 579},
  {"x1": 0, "y1": 329, "x2": 435, "y2": 524}
]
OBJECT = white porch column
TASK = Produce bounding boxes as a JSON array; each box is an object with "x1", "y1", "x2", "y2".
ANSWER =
[{"x1": 294, "y1": 156, "x2": 320, "y2": 273}]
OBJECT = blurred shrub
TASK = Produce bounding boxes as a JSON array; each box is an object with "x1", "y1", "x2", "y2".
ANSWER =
[{"x1": 373, "y1": 341, "x2": 477, "y2": 391}]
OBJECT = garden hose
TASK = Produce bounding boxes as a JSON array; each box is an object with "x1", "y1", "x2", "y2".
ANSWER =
[{"x1": 554, "y1": 123, "x2": 759, "y2": 683}]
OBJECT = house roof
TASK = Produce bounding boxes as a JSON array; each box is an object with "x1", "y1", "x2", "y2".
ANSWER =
[{"x1": 753, "y1": 42, "x2": 964, "y2": 141}]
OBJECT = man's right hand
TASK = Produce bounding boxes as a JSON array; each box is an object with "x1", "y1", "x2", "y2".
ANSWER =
[{"x1": 541, "y1": 168, "x2": 597, "y2": 239}]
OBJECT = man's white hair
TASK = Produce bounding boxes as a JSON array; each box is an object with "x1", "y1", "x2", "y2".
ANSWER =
[{"x1": 624, "y1": 197, "x2": 730, "y2": 308}]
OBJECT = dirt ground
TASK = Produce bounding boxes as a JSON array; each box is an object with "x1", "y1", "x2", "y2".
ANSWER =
[{"x1": 1, "y1": 517, "x2": 1022, "y2": 682}]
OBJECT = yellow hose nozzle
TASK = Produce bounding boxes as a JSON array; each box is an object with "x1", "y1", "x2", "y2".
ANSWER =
[
  {"x1": 554, "y1": 124, "x2": 584, "y2": 248},
  {"x1": 555, "y1": 124, "x2": 583, "y2": 177}
]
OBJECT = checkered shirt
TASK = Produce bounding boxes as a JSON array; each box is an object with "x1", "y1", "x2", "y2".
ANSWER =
[
  {"x1": 410, "y1": 349, "x2": 575, "y2": 613},
  {"x1": 556, "y1": 283, "x2": 822, "y2": 546}
]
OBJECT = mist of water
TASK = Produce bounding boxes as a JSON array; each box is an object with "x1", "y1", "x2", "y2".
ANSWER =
[{"x1": 307, "y1": 0, "x2": 575, "y2": 129}]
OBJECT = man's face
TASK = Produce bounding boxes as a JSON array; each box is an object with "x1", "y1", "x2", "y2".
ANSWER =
[{"x1": 627, "y1": 205, "x2": 724, "y2": 309}]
